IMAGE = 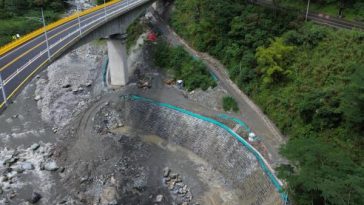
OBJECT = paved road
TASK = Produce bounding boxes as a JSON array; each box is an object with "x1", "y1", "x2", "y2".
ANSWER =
[{"x1": 0, "y1": 0, "x2": 150, "y2": 111}]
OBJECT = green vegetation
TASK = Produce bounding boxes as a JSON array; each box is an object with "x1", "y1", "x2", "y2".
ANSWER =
[
  {"x1": 0, "y1": 0, "x2": 67, "y2": 47},
  {"x1": 153, "y1": 40, "x2": 216, "y2": 91},
  {"x1": 222, "y1": 96, "x2": 239, "y2": 112},
  {"x1": 96, "y1": 0, "x2": 112, "y2": 5},
  {"x1": 171, "y1": 0, "x2": 364, "y2": 204},
  {"x1": 256, "y1": 37, "x2": 295, "y2": 86},
  {"x1": 126, "y1": 20, "x2": 145, "y2": 51},
  {"x1": 280, "y1": 0, "x2": 364, "y2": 21}
]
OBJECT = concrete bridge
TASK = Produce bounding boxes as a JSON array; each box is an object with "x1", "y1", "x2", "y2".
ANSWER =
[{"x1": 0, "y1": 0, "x2": 158, "y2": 111}]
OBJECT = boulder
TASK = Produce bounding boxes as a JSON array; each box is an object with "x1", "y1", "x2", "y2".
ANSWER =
[
  {"x1": 21, "y1": 162, "x2": 34, "y2": 170},
  {"x1": 15, "y1": 162, "x2": 34, "y2": 172},
  {"x1": 163, "y1": 167, "x2": 170, "y2": 177},
  {"x1": 34, "y1": 95, "x2": 42, "y2": 101},
  {"x1": 30, "y1": 143, "x2": 40, "y2": 151},
  {"x1": 29, "y1": 192, "x2": 42, "y2": 204},
  {"x1": 62, "y1": 83, "x2": 71, "y2": 88},
  {"x1": 155, "y1": 194, "x2": 163, "y2": 202},
  {"x1": 44, "y1": 161, "x2": 59, "y2": 171},
  {"x1": 100, "y1": 186, "x2": 119, "y2": 205}
]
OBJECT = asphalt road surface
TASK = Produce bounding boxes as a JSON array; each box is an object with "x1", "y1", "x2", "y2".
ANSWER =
[{"x1": 0, "y1": 0, "x2": 149, "y2": 111}]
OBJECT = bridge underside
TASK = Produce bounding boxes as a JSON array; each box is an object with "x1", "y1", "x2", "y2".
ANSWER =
[
  {"x1": 59, "y1": 1, "x2": 154, "y2": 87},
  {"x1": 107, "y1": 38, "x2": 128, "y2": 86}
]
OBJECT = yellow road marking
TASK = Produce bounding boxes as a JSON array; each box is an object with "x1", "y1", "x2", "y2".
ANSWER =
[
  {"x1": 0, "y1": 0, "x2": 121, "y2": 56},
  {"x1": 7, "y1": 61, "x2": 48, "y2": 100},
  {"x1": 1, "y1": 0, "x2": 131, "y2": 108},
  {"x1": 0, "y1": 10, "x2": 106, "y2": 73},
  {"x1": 7, "y1": 33, "x2": 82, "y2": 101}
]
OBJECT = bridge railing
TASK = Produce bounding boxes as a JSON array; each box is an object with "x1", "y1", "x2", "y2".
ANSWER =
[{"x1": 0, "y1": 0, "x2": 121, "y2": 57}]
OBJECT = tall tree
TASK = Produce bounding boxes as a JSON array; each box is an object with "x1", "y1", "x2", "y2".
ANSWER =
[
  {"x1": 278, "y1": 137, "x2": 364, "y2": 205},
  {"x1": 340, "y1": 64, "x2": 364, "y2": 132}
]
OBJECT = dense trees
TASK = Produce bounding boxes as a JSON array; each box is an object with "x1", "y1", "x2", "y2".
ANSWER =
[
  {"x1": 172, "y1": 1, "x2": 298, "y2": 93},
  {"x1": 153, "y1": 40, "x2": 216, "y2": 91},
  {"x1": 172, "y1": 0, "x2": 364, "y2": 204},
  {"x1": 0, "y1": 0, "x2": 66, "y2": 18},
  {"x1": 256, "y1": 38, "x2": 294, "y2": 85},
  {"x1": 341, "y1": 65, "x2": 364, "y2": 132},
  {"x1": 278, "y1": 137, "x2": 364, "y2": 205},
  {"x1": 0, "y1": 0, "x2": 67, "y2": 46}
]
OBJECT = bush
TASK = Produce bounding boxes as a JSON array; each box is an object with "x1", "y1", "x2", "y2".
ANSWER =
[
  {"x1": 222, "y1": 96, "x2": 239, "y2": 112},
  {"x1": 284, "y1": 24, "x2": 327, "y2": 47},
  {"x1": 256, "y1": 38, "x2": 295, "y2": 85},
  {"x1": 126, "y1": 20, "x2": 145, "y2": 51}
]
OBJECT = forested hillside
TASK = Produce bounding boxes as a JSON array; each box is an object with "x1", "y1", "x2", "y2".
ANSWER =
[
  {"x1": 0, "y1": 0, "x2": 67, "y2": 46},
  {"x1": 171, "y1": 0, "x2": 364, "y2": 204}
]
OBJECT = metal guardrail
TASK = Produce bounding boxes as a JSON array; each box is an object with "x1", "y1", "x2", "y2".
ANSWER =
[
  {"x1": 0, "y1": 0, "x2": 151, "y2": 112},
  {"x1": 0, "y1": 0, "x2": 121, "y2": 57}
]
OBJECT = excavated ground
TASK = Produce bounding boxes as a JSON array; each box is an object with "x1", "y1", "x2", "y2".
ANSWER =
[{"x1": 0, "y1": 33, "x2": 281, "y2": 204}]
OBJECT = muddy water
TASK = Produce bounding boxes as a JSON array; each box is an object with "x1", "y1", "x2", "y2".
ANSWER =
[
  {"x1": 112, "y1": 126, "x2": 245, "y2": 205},
  {"x1": 0, "y1": 79, "x2": 57, "y2": 149}
]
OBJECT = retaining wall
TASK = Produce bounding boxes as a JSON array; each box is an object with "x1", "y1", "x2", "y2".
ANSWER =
[{"x1": 121, "y1": 99, "x2": 282, "y2": 205}]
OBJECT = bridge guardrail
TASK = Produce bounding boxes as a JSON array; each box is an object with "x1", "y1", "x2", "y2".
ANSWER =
[{"x1": 0, "y1": 0, "x2": 121, "y2": 57}]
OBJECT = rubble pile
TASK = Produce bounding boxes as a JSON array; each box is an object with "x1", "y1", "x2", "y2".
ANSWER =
[
  {"x1": 162, "y1": 167, "x2": 197, "y2": 205},
  {"x1": 0, "y1": 143, "x2": 61, "y2": 204},
  {"x1": 93, "y1": 102, "x2": 124, "y2": 134}
]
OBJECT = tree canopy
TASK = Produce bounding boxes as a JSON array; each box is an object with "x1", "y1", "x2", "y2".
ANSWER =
[{"x1": 172, "y1": 0, "x2": 364, "y2": 204}]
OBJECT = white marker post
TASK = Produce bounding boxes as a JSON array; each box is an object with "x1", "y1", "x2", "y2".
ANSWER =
[
  {"x1": 0, "y1": 73, "x2": 7, "y2": 106},
  {"x1": 104, "y1": 0, "x2": 107, "y2": 21},
  {"x1": 75, "y1": 1, "x2": 83, "y2": 36},
  {"x1": 41, "y1": 8, "x2": 51, "y2": 61}
]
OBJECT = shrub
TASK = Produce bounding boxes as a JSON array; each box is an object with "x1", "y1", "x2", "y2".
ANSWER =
[
  {"x1": 222, "y1": 96, "x2": 239, "y2": 112},
  {"x1": 153, "y1": 40, "x2": 216, "y2": 91},
  {"x1": 126, "y1": 20, "x2": 145, "y2": 51}
]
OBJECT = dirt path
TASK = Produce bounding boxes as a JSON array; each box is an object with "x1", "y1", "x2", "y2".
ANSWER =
[{"x1": 150, "y1": 12, "x2": 287, "y2": 166}]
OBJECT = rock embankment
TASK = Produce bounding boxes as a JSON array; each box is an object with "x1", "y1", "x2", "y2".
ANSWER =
[{"x1": 121, "y1": 99, "x2": 281, "y2": 205}]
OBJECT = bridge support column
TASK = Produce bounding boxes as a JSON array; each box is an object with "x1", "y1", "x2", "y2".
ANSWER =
[{"x1": 107, "y1": 38, "x2": 128, "y2": 87}]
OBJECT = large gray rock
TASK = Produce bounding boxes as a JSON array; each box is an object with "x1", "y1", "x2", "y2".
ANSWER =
[
  {"x1": 100, "y1": 186, "x2": 119, "y2": 205},
  {"x1": 15, "y1": 162, "x2": 34, "y2": 172},
  {"x1": 155, "y1": 195, "x2": 163, "y2": 202},
  {"x1": 163, "y1": 167, "x2": 170, "y2": 177},
  {"x1": 29, "y1": 192, "x2": 42, "y2": 204},
  {"x1": 34, "y1": 95, "x2": 42, "y2": 101},
  {"x1": 44, "y1": 161, "x2": 59, "y2": 171},
  {"x1": 21, "y1": 162, "x2": 35, "y2": 170},
  {"x1": 30, "y1": 143, "x2": 40, "y2": 151}
]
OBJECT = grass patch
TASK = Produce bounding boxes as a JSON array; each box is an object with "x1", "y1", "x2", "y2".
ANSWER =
[
  {"x1": 126, "y1": 20, "x2": 145, "y2": 51},
  {"x1": 222, "y1": 96, "x2": 239, "y2": 112}
]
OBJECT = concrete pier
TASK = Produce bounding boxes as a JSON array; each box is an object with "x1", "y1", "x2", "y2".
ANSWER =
[{"x1": 107, "y1": 39, "x2": 128, "y2": 86}]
